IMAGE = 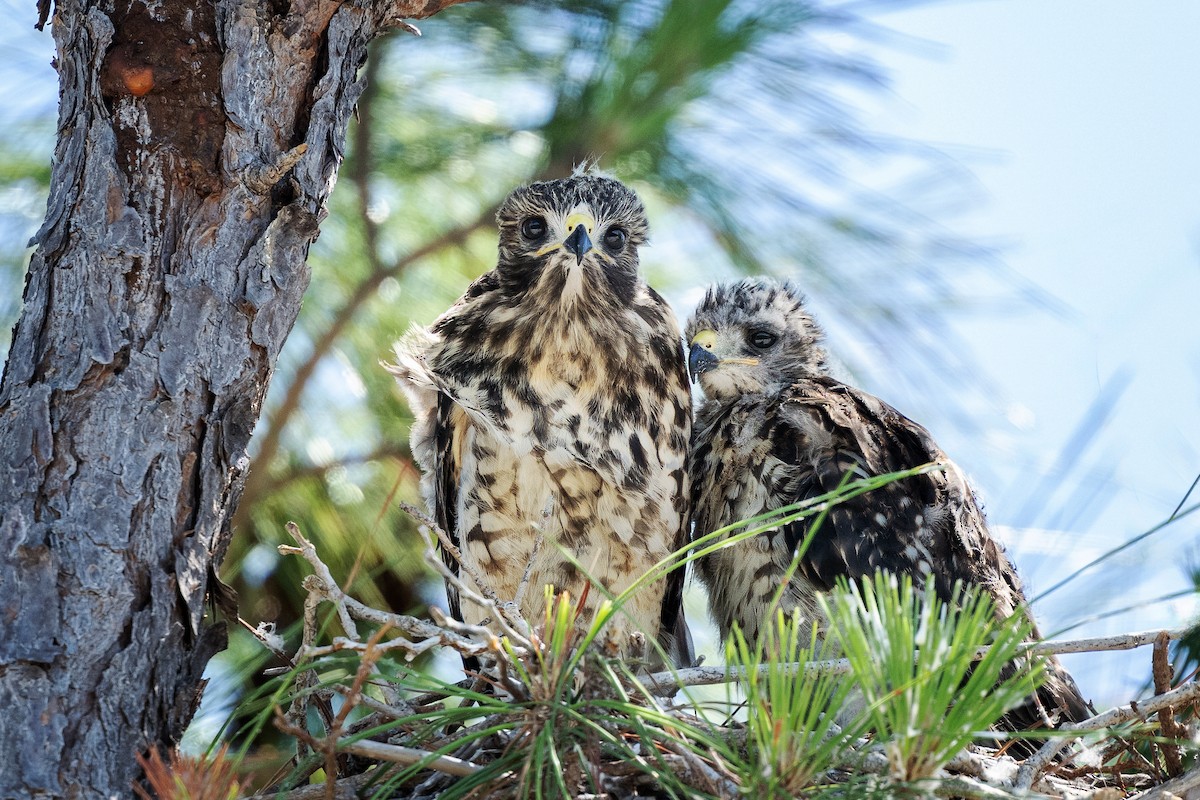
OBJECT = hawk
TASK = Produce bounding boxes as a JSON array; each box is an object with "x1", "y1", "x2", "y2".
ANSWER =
[
  {"x1": 686, "y1": 277, "x2": 1090, "y2": 735},
  {"x1": 390, "y1": 174, "x2": 692, "y2": 666}
]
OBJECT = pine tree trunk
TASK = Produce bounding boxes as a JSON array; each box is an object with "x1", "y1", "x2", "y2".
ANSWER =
[{"x1": 0, "y1": 1, "x2": 465, "y2": 796}]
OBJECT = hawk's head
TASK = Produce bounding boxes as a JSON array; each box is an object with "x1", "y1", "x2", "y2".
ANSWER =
[
  {"x1": 685, "y1": 278, "x2": 827, "y2": 399},
  {"x1": 495, "y1": 174, "x2": 649, "y2": 306}
]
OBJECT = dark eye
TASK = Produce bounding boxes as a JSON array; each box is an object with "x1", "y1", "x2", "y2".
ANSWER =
[
  {"x1": 520, "y1": 216, "x2": 547, "y2": 240},
  {"x1": 750, "y1": 330, "x2": 777, "y2": 349},
  {"x1": 603, "y1": 225, "x2": 628, "y2": 252}
]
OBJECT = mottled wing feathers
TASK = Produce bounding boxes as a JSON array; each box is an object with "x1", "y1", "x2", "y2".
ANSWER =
[
  {"x1": 706, "y1": 376, "x2": 1092, "y2": 734},
  {"x1": 776, "y1": 378, "x2": 970, "y2": 602},
  {"x1": 432, "y1": 392, "x2": 467, "y2": 623}
]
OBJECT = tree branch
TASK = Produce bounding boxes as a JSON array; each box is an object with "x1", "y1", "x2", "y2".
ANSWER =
[
  {"x1": 336, "y1": 739, "x2": 481, "y2": 778},
  {"x1": 644, "y1": 627, "x2": 1189, "y2": 690}
]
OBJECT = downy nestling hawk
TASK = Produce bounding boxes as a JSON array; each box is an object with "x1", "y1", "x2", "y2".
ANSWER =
[
  {"x1": 686, "y1": 277, "x2": 1090, "y2": 735},
  {"x1": 390, "y1": 174, "x2": 692, "y2": 666}
]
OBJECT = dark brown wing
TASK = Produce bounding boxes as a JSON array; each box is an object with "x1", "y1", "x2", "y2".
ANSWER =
[
  {"x1": 773, "y1": 377, "x2": 976, "y2": 602},
  {"x1": 773, "y1": 377, "x2": 1093, "y2": 737},
  {"x1": 658, "y1": 459, "x2": 695, "y2": 668},
  {"x1": 432, "y1": 392, "x2": 466, "y2": 624}
]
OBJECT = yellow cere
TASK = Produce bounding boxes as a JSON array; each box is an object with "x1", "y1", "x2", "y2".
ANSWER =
[
  {"x1": 691, "y1": 329, "x2": 717, "y2": 350},
  {"x1": 564, "y1": 211, "x2": 595, "y2": 234}
]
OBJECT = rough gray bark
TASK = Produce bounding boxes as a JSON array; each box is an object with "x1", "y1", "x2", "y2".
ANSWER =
[{"x1": 0, "y1": 1, "x2": 467, "y2": 797}]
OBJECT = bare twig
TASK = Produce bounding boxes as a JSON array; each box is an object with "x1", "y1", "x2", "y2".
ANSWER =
[
  {"x1": 943, "y1": 749, "x2": 1019, "y2": 784},
  {"x1": 281, "y1": 522, "x2": 361, "y2": 641},
  {"x1": 422, "y1": 549, "x2": 533, "y2": 649},
  {"x1": 644, "y1": 628, "x2": 1189, "y2": 691},
  {"x1": 932, "y1": 774, "x2": 1036, "y2": 800},
  {"x1": 333, "y1": 687, "x2": 417, "y2": 722},
  {"x1": 299, "y1": 633, "x2": 441, "y2": 661},
  {"x1": 644, "y1": 656, "x2": 854, "y2": 693},
  {"x1": 277, "y1": 521, "x2": 517, "y2": 661},
  {"x1": 1129, "y1": 765, "x2": 1200, "y2": 800},
  {"x1": 658, "y1": 739, "x2": 740, "y2": 798},
  {"x1": 337, "y1": 738, "x2": 483, "y2": 778},
  {"x1": 401, "y1": 501, "x2": 499, "y2": 605},
  {"x1": 1017, "y1": 680, "x2": 1200, "y2": 790},
  {"x1": 402, "y1": 500, "x2": 533, "y2": 646},
  {"x1": 1027, "y1": 628, "x2": 1189, "y2": 656},
  {"x1": 241, "y1": 770, "x2": 384, "y2": 800}
]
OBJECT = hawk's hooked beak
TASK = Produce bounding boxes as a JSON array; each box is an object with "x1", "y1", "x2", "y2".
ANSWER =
[
  {"x1": 688, "y1": 330, "x2": 720, "y2": 382},
  {"x1": 563, "y1": 223, "x2": 593, "y2": 264}
]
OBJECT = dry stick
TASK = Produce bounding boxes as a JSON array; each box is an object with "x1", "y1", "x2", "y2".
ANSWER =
[
  {"x1": 241, "y1": 770, "x2": 382, "y2": 800},
  {"x1": 331, "y1": 686, "x2": 416, "y2": 722},
  {"x1": 1130, "y1": 765, "x2": 1200, "y2": 800},
  {"x1": 1151, "y1": 631, "x2": 1184, "y2": 778},
  {"x1": 336, "y1": 739, "x2": 482, "y2": 778},
  {"x1": 324, "y1": 638, "x2": 487, "y2": 786},
  {"x1": 423, "y1": 553, "x2": 534, "y2": 651},
  {"x1": 285, "y1": 588, "x2": 328, "y2": 735},
  {"x1": 401, "y1": 500, "x2": 533, "y2": 646},
  {"x1": 277, "y1": 524, "x2": 510, "y2": 660},
  {"x1": 843, "y1": 743, "x2": 1059, "y2": 799},
  {"x1": 644, "y1": 627, "x2": 1189, "y2": 690},
  {"x1": 657, "y1": 746, "x2": 740, "y2": 799},
  {"x1": 399, "y1": 501, "x2": 500, "y2": 603},
  {"x1": 1016, "y1": 678, "x2": 1200, "y2": 790},
  {"x1": 337, "y1": 590, "x2": 504, "y2": 659},
  {"x1": 931, "y1": 774, "x2": 1035, "y2": 800},
  {"x1": 282, "y1": 522, "x2": 360, "y2": 641}
]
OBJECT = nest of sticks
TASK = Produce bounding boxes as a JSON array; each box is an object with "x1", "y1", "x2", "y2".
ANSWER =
[{"x1": 225, "y1": 517, "x2": 1198, "y2": 800}]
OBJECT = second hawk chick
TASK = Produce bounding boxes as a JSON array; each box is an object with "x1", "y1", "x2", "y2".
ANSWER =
[
  {"x1": 686, "y1": 277, "x2": 1090, "y2": 737},
  {"x1": 391, "y1": 174, "x2": 692, "y2": 666}
]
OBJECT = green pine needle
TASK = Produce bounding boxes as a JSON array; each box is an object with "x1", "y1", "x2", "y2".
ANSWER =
[{"x1": 821, "y1": 572, "x2": 1045, "y2": 782}]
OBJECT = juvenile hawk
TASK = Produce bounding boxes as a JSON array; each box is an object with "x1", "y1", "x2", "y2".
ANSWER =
[
  {"x1": 686, "y1": 277, "x2": 1089, "y2": 734},
  {"x1": 391, "y1": 174, "x2": 692, "y2": 666}
]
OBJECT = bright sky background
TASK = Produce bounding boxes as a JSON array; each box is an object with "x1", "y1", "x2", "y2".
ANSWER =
[{"x1": 849, "y1": 0, "x2": 1200, "y2": 703}]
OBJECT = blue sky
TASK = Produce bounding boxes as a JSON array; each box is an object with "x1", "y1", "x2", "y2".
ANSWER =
[{"x1": 851, "y1": 1, "x2": 1200, "y2": 702}]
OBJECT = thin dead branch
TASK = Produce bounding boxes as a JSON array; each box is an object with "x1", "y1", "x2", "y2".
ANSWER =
[
  {"x1": 282, "y1": 522, "x2": 361, "y2": 642},
  {"x1": 277, "y1": 521, "x2": 517, "y2": 664},
  {"x1": 645, "y1": 627, "x2": 1189, "y2": 692},
  {"x1": 336, "y1": 739, "x2": 483, "y2": 778},
  {"x1": 1130, "y1": 765, "x2": 1200, "y2": 800},
  {"x1": 1017, "y1": 679, "x2": 1200, "y2": 790}
]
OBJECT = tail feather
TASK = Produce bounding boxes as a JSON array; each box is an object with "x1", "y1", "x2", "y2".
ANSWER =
[{"x1": 999, "y1": 654, "x2": 1093, "y2": 756}]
